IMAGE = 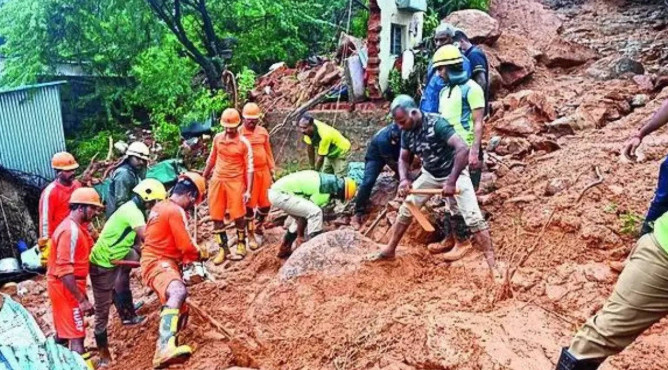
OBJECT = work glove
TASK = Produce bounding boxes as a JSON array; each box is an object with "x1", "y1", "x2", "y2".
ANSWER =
[
  {"x1": 198, "y1": 245, "x2": 210, "y2": 260},
  {"x1": 183, "y1": 262, "x2": 213, "y2": 285}
]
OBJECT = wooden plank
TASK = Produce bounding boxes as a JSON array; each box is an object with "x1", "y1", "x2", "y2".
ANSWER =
[
  {"x1": 405, "y1": 202, "x2": 435, "y2": 232},
  {"x1": 408, "y1": 189, "x2": 460, "y2": 196}
]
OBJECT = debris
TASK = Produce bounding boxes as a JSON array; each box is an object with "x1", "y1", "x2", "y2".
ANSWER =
[{"x1": 444, "y1": 9, "x2": 502, "y2": 46}]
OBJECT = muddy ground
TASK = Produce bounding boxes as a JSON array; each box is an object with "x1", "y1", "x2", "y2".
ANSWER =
[{"x1": 12, "y1": 0, "x2": 668, "y2": 369}]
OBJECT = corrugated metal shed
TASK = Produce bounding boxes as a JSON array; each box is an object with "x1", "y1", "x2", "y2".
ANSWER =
[{"x1": 0, "y1": 81, "x2": 67, "y2": 182}]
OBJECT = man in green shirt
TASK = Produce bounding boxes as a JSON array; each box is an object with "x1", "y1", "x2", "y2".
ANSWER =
[
  {"x1": 557, "y1": 210, "x2": 668, "y2": 369},
  {"x1": 268, "y1": 170, "x2": 357, "y2": 258},
  {"x1": 298, "y1": 113, "x2": 352, "y2": 177},
  {"x1": 89, "y1": 178, "x2": 166, "y2": 367}
]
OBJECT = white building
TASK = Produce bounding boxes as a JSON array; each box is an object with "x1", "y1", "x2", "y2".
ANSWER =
[{"x1": 377, "y1": 0, "x2": 426, "y2": 92}]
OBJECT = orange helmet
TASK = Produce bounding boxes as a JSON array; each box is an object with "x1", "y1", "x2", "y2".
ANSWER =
[
  {"x1": 242, "y1": 103, "x2": 262, "y2": 119},
  {"x1": 178, "y1": 171, "x2": 206, "y2": 204},
  {"x1": 70, "y1": 187, "x2": 104, "y2": 207},
  {"x1": 52, "y1": 152, "x2": 79, "y2": 171},
  {"x1": 220, "y1": 108, "x2": 241, "y2": 128}
]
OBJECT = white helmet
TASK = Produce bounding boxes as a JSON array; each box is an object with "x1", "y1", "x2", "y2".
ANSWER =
[{"x1": 126, "y1": 141, "x2": 150, "y2": 161}]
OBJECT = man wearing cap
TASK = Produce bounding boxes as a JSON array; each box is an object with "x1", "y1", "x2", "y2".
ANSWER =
[
  {"x1": 420, "y1": 23, "x2": 472, "y2": 114},
  {"x1": 240, "y1": 102, "x2": 275, "y2": 249},
  {"x1": 298, "y1": 113, "x2": 351, "y2": 177},
  {"x1": 47, "y1": 187, "x2": 104, "y2": 358},
  {"x1": 370, "y1": 95, "x2": 500, "y2": 279},
  {"x1": 268, "y1": 170, "x2": 357, "y2": 258},
  {"x1": 106, "y1": 141, "x2": 150, "y2": 218},
  {"x1": 140, "y1": 172, "x2": 207, "y2": 368},
  {"x1": 89, "y1": 178, "x2": 166, "y2": 366},
  {"x1": 205, "y1": 108, "x2": 254, "y2": 264},
  {"x1": 38, "y1": 152, "x2": 82, "y2": 266}
]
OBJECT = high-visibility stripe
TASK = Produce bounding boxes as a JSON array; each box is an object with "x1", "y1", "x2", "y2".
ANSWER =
[
  {"x1": 40, "y1": 182, "x2": 57, "y2": 238},
  {"x1": 178, "y1": 207, "x2": 198, "y2": 246},
  {"x1": 240, "y1": 136, "x2": 254, "y2": 174},
  {"x1": 69, "y1": 221, "x2": 79, "y2": 263}
]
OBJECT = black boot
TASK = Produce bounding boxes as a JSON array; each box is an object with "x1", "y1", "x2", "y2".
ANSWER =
[
  {"x1": 278, "y1": 231, "x2": 297, "y2": 258},
  {"x1": 556, "y1": 348, "x2": 603, "y2": 370},
  {"x1": 113, "y1": 291, "x2": 147, "y2": 326},
  {"x1": 95, "y1": 330, "x2": 112, "y2": 367}
]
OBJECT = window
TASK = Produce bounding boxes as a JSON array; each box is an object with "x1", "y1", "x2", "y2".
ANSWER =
[{"x1": 390, "y1": 24, "x2": 405, "y2": 56}]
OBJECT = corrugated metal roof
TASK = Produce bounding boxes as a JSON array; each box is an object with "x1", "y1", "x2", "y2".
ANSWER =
[{"x1": 0, "y1": 82, "x2": 67, "y2": 181}]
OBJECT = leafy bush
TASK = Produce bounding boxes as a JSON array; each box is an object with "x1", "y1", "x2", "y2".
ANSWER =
[
  {"x1": 236, "y1": 67, "x2": 257, "y2": 104},
  {"x1": 67, "y1": 128, "x2": 125, "y2": 167}
]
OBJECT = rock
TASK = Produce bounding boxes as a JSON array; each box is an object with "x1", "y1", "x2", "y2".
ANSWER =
[
  {"x1": 540, "y1": 39, "x2": 596, "y2": 68},
  {"x1": 546, "y1": 116, "x2": 577, "y2": 137},
  {"x1": 369, "y1": 174, "x2": 398, "y2": 213},
  {"x1": 575, "y1": 103, "x2": 608, "y2": 128},
  {"x1": 487, "y1": 136, "x2": 502, "y2": 151},
  {"x1": 489, "y1": 68, "x2": 503, "y2": 96},
  {"x1": 444, "y1": 9, "x2": 501, "y2": 46},
  {"x1": 17, "y1": 280, "x2": 45, "y2": 296},
  {"x1": 528, "y1": 134, "x2": 560, "y2": 152},
  {"x1": 493, "y1": 137, "x2": 531, "y2": 157},
  {"x1": 278, "y1": 230, "x2": 378, "y2": 280},
  {"x1": 631, "y1": 94, "x2": 648, "y2": 107},
  {"x1": 655, "y1": 75, "x2": 668, "y2": 91},
  {"x1": 490, "y1": 34, "x2": 536, "y2": 87},
  {"x1": 545, "y1": 178, "x2": 569, "y2": 196},
  {"x1": 632, "y1": 75, "x2": 654, "y2": 92},
  {"x1": 494, "y1": 114, "x2": 540, "y2": 136},
  {"x1": 478, "y1": 172, "x2": 498, "y2": 194},
  {"x1": 587, "y1": 57, "x2": 645, "y2": 80}
]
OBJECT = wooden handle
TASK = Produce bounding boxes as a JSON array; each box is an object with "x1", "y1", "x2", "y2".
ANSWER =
[
  {"x1": 111, "y1": 260, "x2": 140, "y2": 268},
  {"x1": 408, "y1": 189, "x2": 460, "y2": 195},
  {"x1": 405, "y1": 203, "x2": 435, "y2": 232}
]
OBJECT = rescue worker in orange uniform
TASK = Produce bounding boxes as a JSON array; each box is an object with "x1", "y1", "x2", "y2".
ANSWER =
[
  {"x1": 240, "y1": 103, "x2": 275, "y2": 249},
  {"x1": 46, "y1": 187, "x2": 104, "y2": 358},
  {"x1": 140, "y1": 172, "x2": 207, "y2": 369},
  {"x1": 38, "y1": 152, "x2": 82, "y2": 265},
  {"x1": 204, "y1": 108, "x2": 254, "y2": 264}
]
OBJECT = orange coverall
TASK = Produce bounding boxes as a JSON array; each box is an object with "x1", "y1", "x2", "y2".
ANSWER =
[
  {"x1": 206, "y1": 133, "x2": 253, "y2": 220},
  {"x1": 141, "y1": 200, "x2": 200, "y2": 304},
  {"x1": 47, "y1": 218, "x2": 94, "y2": 339},
  {"x1": 240, "y1": 125, "x2": 275, "y2": 209}
]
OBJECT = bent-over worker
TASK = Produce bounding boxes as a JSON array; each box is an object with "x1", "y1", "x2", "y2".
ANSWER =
[
  {"x1": 351, "y1": 122, "x2": 401, "y2": 229},
  {"x1": 140, "y1": 172, "x2": 207, "y2": 368},
  {"x1": 298, "y1": 113, "x2": 351, "y2": 177},
  {"x1": 269, "y1": 170, "x2": 357, "y2": 258},
  {"x1": 370, "y1": 95, "x2": 499, "y2": 278},
  {"x1": 89, "y1": 178, "x2": 166, "y2": 366}
]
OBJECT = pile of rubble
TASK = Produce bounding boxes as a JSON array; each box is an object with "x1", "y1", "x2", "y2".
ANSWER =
[{"x1": 250, "y1": 60, "x2": 343, "y2": 109}]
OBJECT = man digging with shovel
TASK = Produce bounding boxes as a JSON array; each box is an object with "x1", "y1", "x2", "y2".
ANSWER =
[{"x1": 368, "y1": 95, "x2": 500, "y2": 279}]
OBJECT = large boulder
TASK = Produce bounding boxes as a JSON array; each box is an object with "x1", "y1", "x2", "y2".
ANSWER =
[
  {"x1": 489, "y1": 35, "x2": 536, "y2": 87},
  {"x1": 491, "y1": 90, "x2": 556, "y2": 136},
  {"x1": 278, "y1": 230, "x2": 378, "y2": 280},
  {"x1": 540, "y1": 39, "x2": 596, "y2": 68},
  {"x1": 443, "y1": 9, "x2": 501, "y2": 46},
  {"x1": 493, "y1": 137, "x2": 531, "y2": 157},
  {"x1": 586, "y1": 57, "x2": 645, "y2": 80}
]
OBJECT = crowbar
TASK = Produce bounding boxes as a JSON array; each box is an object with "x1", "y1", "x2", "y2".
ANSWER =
[{"x1": 111, "y1": 260, "x2": 140, "y2": 268}]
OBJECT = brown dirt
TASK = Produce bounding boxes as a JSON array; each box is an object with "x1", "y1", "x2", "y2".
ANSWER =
[{"x1": 13, "y1": 0, "x2": 668, "y2": 369}]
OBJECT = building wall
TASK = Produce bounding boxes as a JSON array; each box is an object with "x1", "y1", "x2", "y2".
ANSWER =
[
  {"x1": 377, "y1": 0, "x2": 424, "y2": 92},
  {"x1": 0, "y1": 82, "x2": 67, "y2": 182}
]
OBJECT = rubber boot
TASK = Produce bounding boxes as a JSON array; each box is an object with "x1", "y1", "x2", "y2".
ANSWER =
[
  {"x1": 81, "y1": 352, "x2": 95, "y2": 370},
  {"x1": 555, "y1": 348, "x2": 603, "y2": 370},
  {"x1": 246, "y1": 216, "x2": 260, "y2": 250},
  {"x1": 113, "y1": 291, "x2": 147, "y2": 326},
  {"x1": 152, "y1": 308, "x2": 192, "y2": 369},
  {"x1": 95, "y1": 330, "x2": 112, "y2": 367},
  {"x1": 235, "y1": 227, "x2": 248, "y2": 259},
  {"x1": 212, "y1": 231, "x2": 230, "y2": 265},
  {"x1": 278, "y1": 231, "x2": 297, "y2": 258}
]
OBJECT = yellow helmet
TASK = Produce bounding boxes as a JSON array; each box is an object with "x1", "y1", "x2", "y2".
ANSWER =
[
  {"x1": 344, "y1": 177, "x2": 357, "y2": 201},
  {"x1": 432, "y1": 45, "x2": 463, "y2": 68},
  {"x1": 133, "y1": 178, "x2": 167, "y2": 202}
]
